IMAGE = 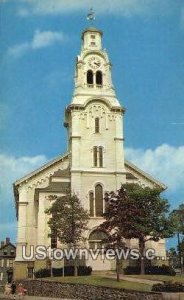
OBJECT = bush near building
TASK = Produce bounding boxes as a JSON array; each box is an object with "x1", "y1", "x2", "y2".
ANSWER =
[
  {"x1": 123, "y1": 265, "x2": 176, "y2": 276},
  {"x1": 34, "y1": 265, "x2": 92, "y2": 278}
]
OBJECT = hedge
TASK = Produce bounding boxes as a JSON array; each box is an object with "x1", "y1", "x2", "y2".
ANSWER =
[
  {"x1": 34, "y1": 265, "x2": 92, "y2": 278},
  {"x1": 123, "y1": 265, "x2": 176, "y2": 276}
]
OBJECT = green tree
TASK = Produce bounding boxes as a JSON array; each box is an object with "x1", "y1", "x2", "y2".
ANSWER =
[
  {"x1": 167, "y1": 247, "x2": 178, "y2": 268},
  {"x1": 173, "y1": 204, "x2": 184, "y2": 234},
  {"x1": 99, "y1": 187, "x2": 139, "y2": 281},
  {"x1": 100, "y1": 183, "x2": 176, "y2": 276},
  {"x1": 172, "y1": 204, "x2": 184, "y2": 273},
  {"x1": 45, "y1": 193, "x2": 90, "y2": 276}
]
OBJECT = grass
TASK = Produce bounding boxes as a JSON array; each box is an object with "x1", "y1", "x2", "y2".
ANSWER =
[
  {"x1": 46, "y1": 275, "x2": 152, "y2": 292},
  {"x1": 126, "y1": 274, "x2": 184, "y2": 283}
]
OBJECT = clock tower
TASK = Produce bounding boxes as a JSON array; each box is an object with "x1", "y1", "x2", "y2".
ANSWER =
[{"x1": 65, "y1": 27, "x2": 126, "y2": 218}]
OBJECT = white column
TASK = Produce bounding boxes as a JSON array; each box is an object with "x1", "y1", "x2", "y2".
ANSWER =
[
  {"x1": 115, "y1": 114, "x2": 125, "y2": 171},
  {"x1": 16, "y1": 201, "x2": 28, "y2": 261},
  {"x1": 37, "y1": 196, "x2": 47, "y2": 246}
]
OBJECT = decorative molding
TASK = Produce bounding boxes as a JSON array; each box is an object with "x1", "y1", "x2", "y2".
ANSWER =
[
  {"x1": 114, "y1": 138, "x2": 124, "y2": 141},
  {"x1": 71, "y1": 169, "x2": 127, "y2": 175},
  {"x1": 19, "y1": 202, "x2": 28, "y2": 205},
  {"x1": 70, "y1": 136, "x2": 81, "y2": 139}
]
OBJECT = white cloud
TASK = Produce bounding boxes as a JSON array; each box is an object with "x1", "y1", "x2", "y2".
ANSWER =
[
  {"x1": 32, "y1": 30, "x2": 66, "y2": 49},
  {"x1": 0, "y1": 153, "x2": 48, "y2": 191},
  {"x1": 125, "y1": 144, "x2": 184, "y2": 192},
  {"x1": 8, "y1": 30, "x2": 67, "y2": 57},
  {"x1": 8, "y1": 42, "x2": 29, "y2": 57},
  {"x1": 17, "y1": 0, "x2": 172, "y2": 17}
]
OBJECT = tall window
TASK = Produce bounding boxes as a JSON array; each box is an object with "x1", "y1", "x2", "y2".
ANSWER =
[
  {"x1": 99, "y1": 147, "x2": 103, "y2": 167},
  {"x1": 96, "y1": 71, "x2": 103, "y2": 85},
  {"x1": 87, "y1": 70, "x2": 93, "y2": 84},
  {"x1": 95, "y1": 184, "x2": 103, "y2": 217},
  {"x1": 93, "y1": 146, "x2": 98, "y2": 167},
  {"x1": 89, "y1": 191, "x2": 94, "y2": 217},
  {"x1": 89, "y1": 229, "x2": 108, "y2": 249},
  {"x1": 51, "y1": 229, "x2": 57, "y2": 249},
  {"x1": 95, "y1": 117, "x2": 100, "y2": 133},
  {"x1": 93, "y1": 146, "x2": 104, "y2": 167}
]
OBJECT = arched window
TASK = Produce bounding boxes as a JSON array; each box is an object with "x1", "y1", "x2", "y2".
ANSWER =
[
  {"x1": 89, "y1": 229, "x2": 108, "y2": 249},
  {"x1": 89, "y1": 191, "x2": 94, "y2": 217},
  {"x1": 93, "y1": 146, "x2": 98, "y2": 167},
  {"x1": 95, "y1": 184, "x2": 103, "y2": 217},
  {"x1": 96, "y1": 71, "x2": 103, "y2": 85},
  {"x1": 95, "y1": 117, "x2": 100, "y2": 133},
  {"x1": 87, "y1": 70, "x2": 93, "y2": 84},
  {"x1": 93, "y1": 146, "x2": 104, "y2": 167},
  {"x1": 99, "y1": 147, "x2": 103, "y2": 167}
]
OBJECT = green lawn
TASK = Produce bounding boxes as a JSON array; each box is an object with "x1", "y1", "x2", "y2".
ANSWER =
[
  {"x1": 46, "y1": 275, "x2": 152, "y2": 292},
  {"x1": 127, "y1": 274, "x2": 184, "y2": 283}
]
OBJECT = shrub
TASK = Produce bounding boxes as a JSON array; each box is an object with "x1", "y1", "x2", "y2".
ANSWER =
[
  {"x1": 152, "y1": 282, "x2": 184, "y2": 292},
  {"x1": 34, "y1": 268, "x2": 51, "y2": 278},
  {"x1": 34, "y1": 266, "x2": 92, "y2": 278},
  {"x1": 78, "y1": 266, "x2": 92, "y2": 276},
  {"x1": 123, "y1": 265, "x2": 176, "y2": 276},
  {"x1": 123, "y1": 266, "x2": 140, "y2": 275}
]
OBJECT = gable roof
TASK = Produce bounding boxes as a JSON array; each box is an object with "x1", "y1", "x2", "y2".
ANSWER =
[
  {"x1": 14, "y1": 152, "x2": 69, "y2": 187},
  {"x1": 0, "y1": 243, "x2": 16, "y2": 251},
  {"x1": 125, "y1": 160, "x2": 167, "y2": 190}
]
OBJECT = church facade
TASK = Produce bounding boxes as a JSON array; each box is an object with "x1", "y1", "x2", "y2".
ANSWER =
[{"x1": 14, "y1": 27, "x2": 166, "y2": 279}]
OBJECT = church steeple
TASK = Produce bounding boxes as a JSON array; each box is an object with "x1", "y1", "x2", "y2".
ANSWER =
[
  {"x1": 65, "y1": 25, "x2": 125, "y2": 180},
  {"x1": 72, "y1": 26, "x2": 122, "y2": 108}
]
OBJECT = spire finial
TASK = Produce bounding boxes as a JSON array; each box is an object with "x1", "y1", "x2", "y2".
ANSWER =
[{"x1": 87, "y1": 8, "x2": 95, "y2": 23}]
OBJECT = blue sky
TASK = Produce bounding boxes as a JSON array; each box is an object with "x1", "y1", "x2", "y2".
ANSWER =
[{"x1": 0, "y1": 0, "x2": 184, "y2": 249}]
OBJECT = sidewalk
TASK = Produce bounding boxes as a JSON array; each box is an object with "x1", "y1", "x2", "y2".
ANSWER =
[
  {"x1": 96, "y1": 272, "x2": 162, "y2": 285},
  {"x1": 0, "y1": 295, "x2": 77, "y2": 300}
]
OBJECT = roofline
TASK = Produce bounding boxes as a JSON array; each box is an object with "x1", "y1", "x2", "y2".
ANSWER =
[
  {"x1": 14, "y1": 152, "x2": 69, "y2": 187},
  {"x1": 124, "y1": 159, "x2": 167, "y2": 190},
  {"x1": 82, "y1": 27, "x2": 103, "y2": 40},
  {"x1": 0, "y1": 243, "x2": 16, "y2": 250}
]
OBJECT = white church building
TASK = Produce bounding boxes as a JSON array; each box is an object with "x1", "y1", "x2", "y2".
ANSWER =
[{"x1": 13, "y1": 26, "x2": 166, "y2": 279}]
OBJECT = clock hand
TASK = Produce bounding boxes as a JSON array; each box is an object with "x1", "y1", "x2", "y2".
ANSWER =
[{"x1": 94, "y1": 62, "x2": 100, "y2": 66}]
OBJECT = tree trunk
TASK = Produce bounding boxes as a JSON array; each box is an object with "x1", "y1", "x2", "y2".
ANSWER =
[
  {"x1": 72, "y1": 243, "x2": 78, "y2": 276},
  {"x1": 139, "y1": 238, "x2": 145, "y2": 275},
  {"x1": 74, "y1": 259, "x2": 78, "y2": 276},
  {"x1": 116, "y1": 257, "x2": 120, "y2": 282}
]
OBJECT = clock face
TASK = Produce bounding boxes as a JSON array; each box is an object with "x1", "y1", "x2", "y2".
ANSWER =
[{"x1": 88, "y1": 56, "x2": 101, "y2": 69}]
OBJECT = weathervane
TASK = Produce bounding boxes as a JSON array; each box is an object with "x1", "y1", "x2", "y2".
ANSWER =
[{"x1": 87, "y1": 8, "x2": 95, "y2": 23}]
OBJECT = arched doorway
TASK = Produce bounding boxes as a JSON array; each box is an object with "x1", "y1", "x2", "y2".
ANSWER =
[{"x1": 88, "y1": 229, "x2": 108, "y2": 249}]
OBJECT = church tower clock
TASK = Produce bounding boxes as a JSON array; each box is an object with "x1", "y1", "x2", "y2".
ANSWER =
[{"x1": 65, "y1": 27, "x2": 126, "y2": 218}]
